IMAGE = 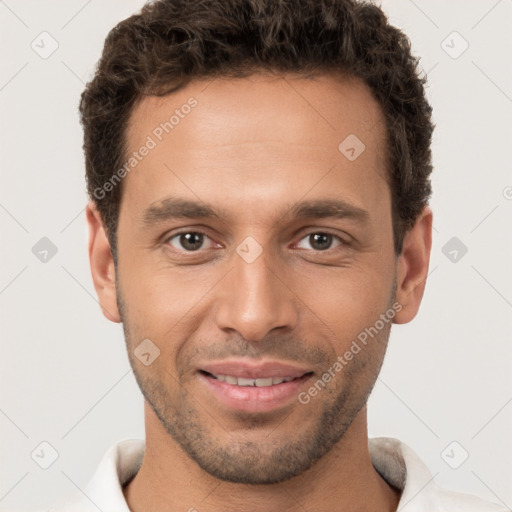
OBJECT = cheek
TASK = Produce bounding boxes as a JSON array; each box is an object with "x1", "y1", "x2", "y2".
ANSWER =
[
  {"x1": 118, "y1": 261, "x2": 224, "y2": 363},
  {"x1": 118, "y1": 250, "x2": 213, "y2": 319},
  {"x1": 291, "y1": 263, "x2": 395, "y2": 341}
]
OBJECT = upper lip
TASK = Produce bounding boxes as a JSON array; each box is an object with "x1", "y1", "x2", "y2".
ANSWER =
[{"x1": 198, "y1": 359, "x2": 313, "y2": 379}]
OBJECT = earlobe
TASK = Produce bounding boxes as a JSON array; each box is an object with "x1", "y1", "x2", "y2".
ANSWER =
[
  {"x1": 86, "y1": 201, "x2": 121, "y2": 323},
  {"x1": 393, "y1": 206, "x2": 433, "y2": 325}
]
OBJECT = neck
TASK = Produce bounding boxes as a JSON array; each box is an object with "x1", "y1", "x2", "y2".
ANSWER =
[{"x1": 123, "y1": 403, "x2": 401, "y2": 512}]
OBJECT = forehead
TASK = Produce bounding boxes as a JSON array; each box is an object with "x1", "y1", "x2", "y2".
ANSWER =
[
  {"x1": 121, "y1": 73, "x2": 389, "y2": 219},
  {"x1": 127, "y1": 72, "x2": 386, "y2": 149}
]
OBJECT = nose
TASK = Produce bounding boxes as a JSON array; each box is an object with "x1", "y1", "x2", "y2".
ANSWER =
[{"x1": 213, "y1": 246, "x2": 298, "y2": 341}]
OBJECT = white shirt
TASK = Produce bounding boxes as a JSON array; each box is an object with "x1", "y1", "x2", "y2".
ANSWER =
[{"x1": 43, "y1": 437, "x2": 507, "y2": 511}]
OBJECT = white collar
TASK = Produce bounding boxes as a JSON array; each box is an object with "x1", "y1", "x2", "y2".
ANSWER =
[{"x1": 48, "y1": 437, "x2": 506, "y2": 511}]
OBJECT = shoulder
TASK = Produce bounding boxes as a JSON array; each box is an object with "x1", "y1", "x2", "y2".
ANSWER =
[
  {"x1": 34, "y1": 439, "x2": 145, "y2": 512},
  {"x1": 369, "y1": 437, "x2": 509, "y2": 512}
]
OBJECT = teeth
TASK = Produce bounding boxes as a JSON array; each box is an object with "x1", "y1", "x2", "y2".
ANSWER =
[
  {"x1": 273, "y1": 376, "x2": 293, "y2": 384},
  {"x1": 255, "y1": 378, "x2": 273, "y2": 387},
  {"x1": 211, "y1": 374, "x2": 295, "y2": 386},
  {"x1": 237, "y1": 377, "x2": 256, "y2": 386}
]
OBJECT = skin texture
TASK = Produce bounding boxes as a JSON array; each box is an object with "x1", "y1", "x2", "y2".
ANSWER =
[{"x1": 87, "y1": 73, "x2": 432, "y2": 512}]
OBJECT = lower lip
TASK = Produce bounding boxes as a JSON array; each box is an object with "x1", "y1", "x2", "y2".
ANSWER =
[{"x1": 198, "y1": 372, "x2": 313, "y2": 413}]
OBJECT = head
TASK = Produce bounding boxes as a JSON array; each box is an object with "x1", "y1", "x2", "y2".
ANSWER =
[{"x1": 84, "y1": 0, "x2": 433, "y2": 485}]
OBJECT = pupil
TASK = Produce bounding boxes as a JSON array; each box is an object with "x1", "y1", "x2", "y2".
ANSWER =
[
  {"x1": 310, "y1": 233, "x2": 331, "y2": 250},
  {"x1": 181, "y1": 232, "x2": 203, "y2": 251}
]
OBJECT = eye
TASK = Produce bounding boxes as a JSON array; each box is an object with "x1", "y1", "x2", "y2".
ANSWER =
[
  {"x1": 295, "y1": 232, "x2": 343, "y2": 251},
  {"x1": 166, "y1": 231, "x2": 217, "y2": 252}
]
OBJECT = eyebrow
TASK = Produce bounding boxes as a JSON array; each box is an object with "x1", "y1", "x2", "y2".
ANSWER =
[
  {"x1": 142, "y1": 198, "x2": 220, "y2": 225},
  {"x1": 289, "y1": 199, "x2": 369, "y2": 223},
  {"x1": 141, "y1": 197, "x2": 369, "y2": 226}
]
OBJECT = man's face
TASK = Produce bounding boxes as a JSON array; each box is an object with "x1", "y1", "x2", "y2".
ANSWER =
[{"x1": 115, "y1": 73, "x2": 398, "y2": 484}]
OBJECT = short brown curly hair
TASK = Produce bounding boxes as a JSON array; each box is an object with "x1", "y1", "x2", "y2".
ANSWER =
[{"x1": 80, "y1": 0, "x2": 434, "y2": 259}]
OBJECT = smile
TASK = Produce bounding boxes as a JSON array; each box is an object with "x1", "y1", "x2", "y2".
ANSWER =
[
  {"x1": 198, "y1": 370, "x2": 314, "y2": 413},
  {"x1": 203, "y1": 372, "x2": 297, "y2": 387}
]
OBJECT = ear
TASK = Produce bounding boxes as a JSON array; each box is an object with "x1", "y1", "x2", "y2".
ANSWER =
[
  {"x1": 86, "y1": 201, "x2": 121, "y2": 323},
  {"x1": 393, "y1": 206, "x2": 433, "y2": 324}
]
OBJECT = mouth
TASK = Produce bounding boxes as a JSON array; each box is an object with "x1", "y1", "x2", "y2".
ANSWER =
[
  {"x1": 199, "y1": 369, "x2": 313, "y2": 387},
  {"x1": 197, "y1": 369, "x2": 314, "y2": 413}
]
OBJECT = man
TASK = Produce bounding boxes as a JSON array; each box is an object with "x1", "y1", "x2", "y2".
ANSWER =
[{"x1": 44, "y1": 0, "x2": 507, "y2": 510}]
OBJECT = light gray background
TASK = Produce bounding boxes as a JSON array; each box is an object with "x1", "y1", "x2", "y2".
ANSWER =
[{"x1": 1, "y1": 0, "x2": 511, "y2": 510}]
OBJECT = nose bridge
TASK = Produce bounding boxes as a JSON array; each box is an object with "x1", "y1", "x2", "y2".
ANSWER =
[{"x1": 214, "y1": 242, "x2": 297, "y2": 341}]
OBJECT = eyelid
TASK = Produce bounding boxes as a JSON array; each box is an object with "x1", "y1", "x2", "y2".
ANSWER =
[
  {"x1": 164, "y1": 228, "x2": 221, "y2": 252},
  {"x1": 293, "y1": 230, "x2": 347, "y2": 251},
  {"x1": 162, "y1": 227, "x2": 351, "y2": 253},
  {"x1": 294, "y1": 225, "x2": 351, "y2": 242}
]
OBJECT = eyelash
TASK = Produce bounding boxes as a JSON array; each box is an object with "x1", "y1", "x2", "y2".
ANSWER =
[
  {"x1": 164, "y1": 229, "x2": 347, "y2": 254},
  {"x1": 165, "y1": 229, "x2": 219, "y2": 253}
]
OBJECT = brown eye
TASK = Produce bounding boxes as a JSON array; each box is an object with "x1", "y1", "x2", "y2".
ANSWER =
[
  {"x1": 296, "y1": 232, "x2": 342, "y2": 251},
  {"x1": 168, "y1": 232, "x2": 208, "y2": 251}
]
